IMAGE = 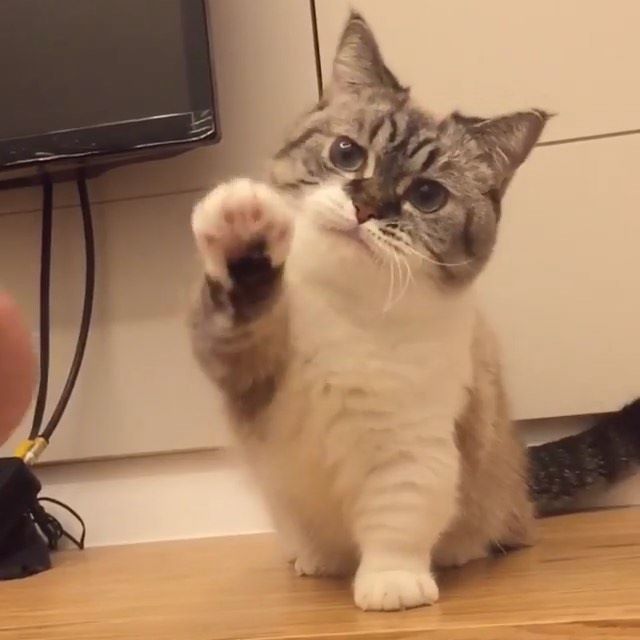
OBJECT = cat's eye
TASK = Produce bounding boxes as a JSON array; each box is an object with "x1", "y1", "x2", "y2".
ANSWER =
[
  {"x1": 406, "y1": 179, "x2": 449, "y2": 214},
  {"x1": 329, "y1": 136, "x2": 366, "y2": 172}
]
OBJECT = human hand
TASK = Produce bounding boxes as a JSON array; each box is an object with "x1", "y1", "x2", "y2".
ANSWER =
[{"x1": 0, "y1": 293, "x2": 35, "y2": 447}]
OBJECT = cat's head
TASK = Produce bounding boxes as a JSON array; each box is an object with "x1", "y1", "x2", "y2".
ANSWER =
[{"x1": 270, "y1": 12, "x2": 548, "y2": 285}]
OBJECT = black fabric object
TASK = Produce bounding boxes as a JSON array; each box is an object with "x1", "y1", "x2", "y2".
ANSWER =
[
  {"x1": 0, "y1": 457, "x2": 51, "y2": 580},
  {"x1": 0, "y1": 515, "x2": 51, "y2": 580}
]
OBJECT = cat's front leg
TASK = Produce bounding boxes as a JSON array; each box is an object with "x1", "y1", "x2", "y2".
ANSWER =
[
  {"x1": 351, "y1": 433, "x2": 459, "y2": 611},
  {"x1": 189, "y1": 178, "x2": 294, "y2": 420},
  {"x1": 268, "y1": 499, "x2": 356, "y2": 578}
]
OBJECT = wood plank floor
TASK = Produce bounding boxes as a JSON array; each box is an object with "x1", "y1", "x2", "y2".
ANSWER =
[{"x1": 1, "y1": 508, "x2": 639, "y2": 639}]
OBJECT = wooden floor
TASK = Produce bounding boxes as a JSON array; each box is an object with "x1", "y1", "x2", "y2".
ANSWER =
[{"x1": 1, "y1": 509, "x2": 639, "y2": 639}]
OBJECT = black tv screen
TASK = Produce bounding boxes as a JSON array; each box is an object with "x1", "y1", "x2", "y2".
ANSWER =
[{"x1": 0, "y1": 0, "x2": 218, "y2": 170}]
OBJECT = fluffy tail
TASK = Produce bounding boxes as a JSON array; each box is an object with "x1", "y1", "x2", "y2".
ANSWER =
[{"x1": 529, "y1": 398, "x2": 640, "y2": 515}]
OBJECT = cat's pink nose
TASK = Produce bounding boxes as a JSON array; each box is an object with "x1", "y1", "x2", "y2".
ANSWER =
[{"x1": 354, "y1": 204, "x2": 374, "y2": 225}]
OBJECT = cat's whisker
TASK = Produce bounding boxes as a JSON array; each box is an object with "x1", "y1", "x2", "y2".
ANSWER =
[
  {"x1": 384, "y1": 249, "x2": 401, "y2": 312},
  {"x1": 386, "y1": 252, "x2": 413, "y2": 311},
  {"x1": 376, "y1": 230, "x2": 462, "y2": 271},
  {"x1": 373, "y1": 235, "x2": 413, "y2": 312},
  {"x1": 400, "y1": 254, "x2": 414, "y2": 297},
  {"x1": 379, "y1": 227, "x2": 470, "y2": 270},
  {"x1": 401, "y1": 242, "x2": 472, "y2": 269},
  {"x1": 383, "y1": 245, "x2": 398, "y2": 312},
  {"x1": 367, "y1": 230, "x2": 398, "y2": 313},
  {"x1": 376, "y1": 236, "x2": 410, "y2": 301}
]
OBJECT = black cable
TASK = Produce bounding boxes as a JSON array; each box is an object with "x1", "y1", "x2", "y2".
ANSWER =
[
  {"x1": 309, "y1": 0, "x2": 324, "y2": 97},
  {"x1": 29, "y1": 177, "x2": 54, "y2": 439},
  {"x1": 32, "y1": 497, "x2": 86, "y2": 550},
  {"x1": 19, "y1": 171, "x2": 91, "y2": 555},
  {"x1": 40, "y1": 169, "x2": 95, "y2": 442},
  {"x1": 39, "y1": 497, "x2": 86, "y2": 549}
]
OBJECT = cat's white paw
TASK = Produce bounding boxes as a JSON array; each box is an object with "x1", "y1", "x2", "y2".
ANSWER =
[
  {"x1": 293, "y1": 553, "x2": 351, "y2": 578},
  {"x1": 294, "y1": 555, "x2": 329, "y2": 577},
  {"x1": 354, "y1": 569, "x2": 439, "y2": 611},
  {"x1": 191, "y1": 178, "x2": 294, "y2": 286}
]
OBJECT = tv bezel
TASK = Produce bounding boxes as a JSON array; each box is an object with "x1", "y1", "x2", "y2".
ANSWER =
[{"x1": 0, "y1": 0, "x2": 219, "y2": 174}]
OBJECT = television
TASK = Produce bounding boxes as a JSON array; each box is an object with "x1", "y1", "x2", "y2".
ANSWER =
[{"x1": 0, "y1": 0, "x2": 218, "y2": 176}]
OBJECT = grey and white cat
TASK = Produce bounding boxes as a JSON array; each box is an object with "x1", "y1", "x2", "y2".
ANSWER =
[{"x1": 189, "y1": 14, "x2": 640, "y2": 611}]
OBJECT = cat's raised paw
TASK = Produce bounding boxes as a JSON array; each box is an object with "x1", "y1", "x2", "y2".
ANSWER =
[
  {"x1": 192, "y1": 178, "x2": 294, "y2": 286},
  {"x1": 354, "y1": 569, "x2": 439, "y2": 611}
]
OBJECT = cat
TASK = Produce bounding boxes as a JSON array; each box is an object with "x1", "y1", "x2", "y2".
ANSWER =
[{"x1": 189, "y1": 13, "x2": 640, "y2": 611}]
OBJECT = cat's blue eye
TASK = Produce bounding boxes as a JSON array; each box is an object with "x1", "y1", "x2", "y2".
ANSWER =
[
  {"x1": 406, "y1": 179, "x2": 449, "y2": 214},
  {"x1": 329, "y1": 136, "x2": 366, "y2": 172}
]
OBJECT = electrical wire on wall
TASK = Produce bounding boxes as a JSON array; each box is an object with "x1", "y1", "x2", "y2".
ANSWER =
[
  {"x1": 29, "y1": 176, "x2": 53, "y2": 440},
  {"x1": 40, "y1": 170, "x2": 95, "y2": 444},
  {"x1": 17, "y1": 168, "x2": 96, "y2": 465},
  {"x1": 8, "y1": 168, "x2": 96, "y2": 552}
]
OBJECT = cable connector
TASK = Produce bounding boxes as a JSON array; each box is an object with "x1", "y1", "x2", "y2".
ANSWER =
[
  {"x1": 14, "y1": 440, "x2": 35, "y2": 460},
  {"x1": 22, "y1": 438, "x2": 48, "y2": 466}
]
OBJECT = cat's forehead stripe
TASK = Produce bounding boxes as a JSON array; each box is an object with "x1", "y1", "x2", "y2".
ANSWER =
[
  {"x1": 368, "y1": 117, "x2": 385, "y2": 143},
  {"x1": 370, "y1": 116, "x2": 395, "y2": 147},
  {"x1": 275, "y1": 127, "x2": 323, "y2": 159},
  {"x1": 407, "y1": 137, "x2": 434, "y2": 159},
  {"x1": 387, "y1": 115, "x2": 399, "y2": 144},
  {"x1": 421, "y1": 148, "x2": 440, "y2": 172},
  {"x1": 388, "y1": 128, "x2": 415, "y2": 157}
]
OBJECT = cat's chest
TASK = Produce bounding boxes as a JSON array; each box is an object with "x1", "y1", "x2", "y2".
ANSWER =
[{"x1": 288, "y1": 279, "x2": 475, "y2": 396}]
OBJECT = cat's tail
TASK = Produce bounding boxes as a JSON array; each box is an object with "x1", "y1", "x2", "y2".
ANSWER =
[{"x1": 528, "y1": 398, "x2": 640, "y2": 515}]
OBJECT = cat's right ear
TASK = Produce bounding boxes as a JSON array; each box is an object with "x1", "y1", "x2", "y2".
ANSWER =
[{"x1": 330, "y1": 11, "x2": 403, "y2": 93}]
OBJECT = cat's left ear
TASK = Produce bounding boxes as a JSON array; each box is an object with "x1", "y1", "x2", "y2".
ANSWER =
[
  {"x1": 456, "y1": 110, "x2": 550, "y2": 191},
  {"x1": 330, "y1": 11, "x2": 403, "y2": 93}
]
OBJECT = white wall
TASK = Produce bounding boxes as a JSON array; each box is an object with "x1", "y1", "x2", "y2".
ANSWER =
[{"x1": 38, "y1": 450, "x2": 272, "y2": 547}]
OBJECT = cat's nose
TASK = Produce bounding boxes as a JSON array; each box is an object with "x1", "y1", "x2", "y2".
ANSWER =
[{"x1": 354, "y1": 203, "x2": 375, "y2": 225}]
